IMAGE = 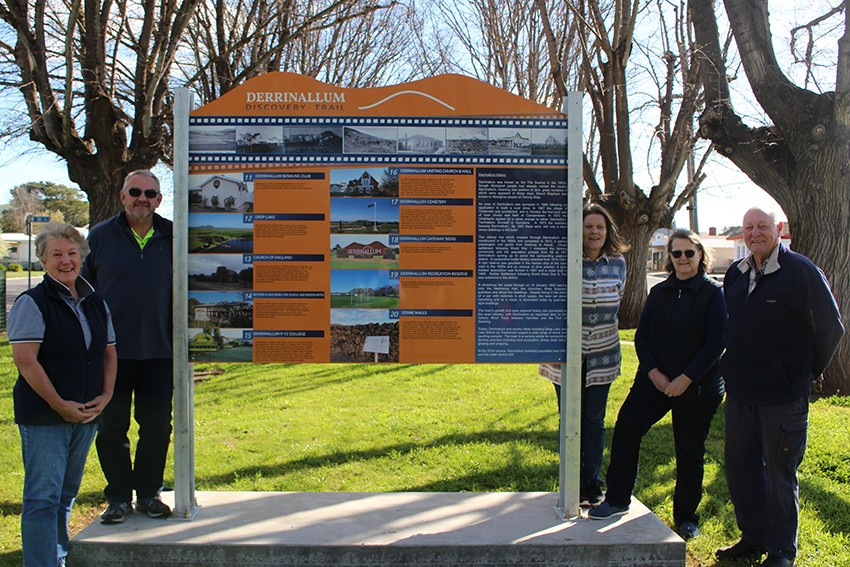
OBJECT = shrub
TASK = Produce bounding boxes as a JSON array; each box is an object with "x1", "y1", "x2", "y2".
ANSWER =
[{"x1": 7, "y1": 263, "x2": 23, "y2": 272}]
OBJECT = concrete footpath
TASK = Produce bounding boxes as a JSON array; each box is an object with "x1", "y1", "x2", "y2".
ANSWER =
[{"x1": 68, "y1": 491, "x2": 684, "y2": 566}]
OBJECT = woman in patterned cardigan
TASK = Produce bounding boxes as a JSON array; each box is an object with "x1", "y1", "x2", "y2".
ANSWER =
[{"x1": 540, "y1": 203, "x2": 629, "y2": 506}]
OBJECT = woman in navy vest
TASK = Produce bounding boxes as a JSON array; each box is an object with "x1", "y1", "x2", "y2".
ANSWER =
[
  {"x1": 8, "y1": 223, "x2": 116, "y2": 567},
  {"x1": 588, "y1": 229, "x2": 726, "y2": 541}
]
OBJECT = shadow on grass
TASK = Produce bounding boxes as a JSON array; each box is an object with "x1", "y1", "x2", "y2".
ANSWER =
[
  {"x1": 0, "y1": 500, "x2": 22, "y2": 516},
  {"x1": 204, "y1": 363, "x2": 438, "y2": 403},
  {"x1": 0, "y1": 551, "x2": 22, "y2": 567},
  {"x1": 197, "y1": 428, "x2": 561, "y2": 491},
  {"x1": 800, "y1": 477, "x2": 850, "y2": 534}
]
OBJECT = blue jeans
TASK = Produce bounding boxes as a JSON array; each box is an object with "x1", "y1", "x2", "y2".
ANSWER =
[
  {"x1": 580, "y1": 382, "x2": 612, "y2": 498},
  {"x1": 19, "y1": 422, "x2": 98, "y2": 567}
]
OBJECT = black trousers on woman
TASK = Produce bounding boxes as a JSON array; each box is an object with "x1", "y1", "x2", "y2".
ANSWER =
[{"x1": 603, "y1": 377, "x2": 721, "y2": 526}]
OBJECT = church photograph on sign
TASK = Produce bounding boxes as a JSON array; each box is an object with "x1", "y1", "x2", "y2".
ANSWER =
[{"x1": 329, "y1": 167, "x2": 399, "y2": 198}]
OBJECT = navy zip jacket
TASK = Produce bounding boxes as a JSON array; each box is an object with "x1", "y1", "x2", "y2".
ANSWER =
[
  {"x1": 13, "y1": 276, "x2": 109, "y2": 425},
  {"x1": 82, "y1": 211, "x2": 173, "y2": 360},
  {"x1": 721, "y1": 245, "x2": 844, "y2": 404},
  {"x1": 635, "y1": 272, "x2": 726, "y2": 399}
]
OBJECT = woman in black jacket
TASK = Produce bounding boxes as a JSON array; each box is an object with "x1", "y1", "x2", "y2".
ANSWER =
[{"x1": 588, "y1": 229, "x2": 726, "y2": 541}]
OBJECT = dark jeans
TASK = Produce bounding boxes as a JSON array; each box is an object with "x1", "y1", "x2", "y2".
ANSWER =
[
  {"x1": 97, "y1": 358, "x2": 173, "y2": 503},
  {"x1": 554, "y1": 374, "x2": 612, "y2": 499},
  {"x1": 604, "y1": 378, "x2": 721, "y2": 525},
  {"x1": 724, "y1": 394, "x2": 808, "y2": 560}
]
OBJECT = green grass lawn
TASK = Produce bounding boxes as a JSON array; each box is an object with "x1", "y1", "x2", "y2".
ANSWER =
[{"x1": 0, "y1": 334, "x2": 848, "y2": 566}]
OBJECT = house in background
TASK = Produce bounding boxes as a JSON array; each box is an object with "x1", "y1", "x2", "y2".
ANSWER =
[
  {"x1": 1, "y1": 233, "x2": 39, "y2": 268},
  {"x1": 648, "y1": 226, "x2": 748, "y2": 273},
  {"x1": 647, "y1": 229, "x2": 672, "y2": 271},
  {"x1": 701, "y1": 233, "x2": 736, "y2": 272},
  {"x1": 1, "y1": 226, "x2": 89, "y2": 269}
]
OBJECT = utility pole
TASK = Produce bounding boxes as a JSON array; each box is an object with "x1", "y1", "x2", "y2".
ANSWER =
[{"x1": 686, "y1": 150, "x2": 699, "y2": 233}]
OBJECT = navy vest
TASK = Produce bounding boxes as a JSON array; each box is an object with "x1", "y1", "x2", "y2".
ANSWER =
[{"x1": 13, "y1": 277, "x2": 108, "y2": 425}]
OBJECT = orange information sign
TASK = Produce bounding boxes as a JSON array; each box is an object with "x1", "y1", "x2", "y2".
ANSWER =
[{"x1": 187, "y1": 73, "x2": 570, "y2": 364}]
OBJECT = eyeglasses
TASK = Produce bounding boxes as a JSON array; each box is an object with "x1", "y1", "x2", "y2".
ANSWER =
[
  {"x1": 671, "y1": 249, "x2": 697, "y2": 259},
  {"x1": 126, "y1": 187, "x2": 159, "y2": 198}
]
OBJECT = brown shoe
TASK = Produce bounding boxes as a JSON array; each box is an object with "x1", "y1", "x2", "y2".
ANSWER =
[{"x1": 716, "y1": 539, "x2": 767, "y2": 559}]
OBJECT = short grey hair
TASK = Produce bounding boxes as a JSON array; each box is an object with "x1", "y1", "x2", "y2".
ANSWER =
[
  {"x1": 122, "y1": 169, "x2": 160, "y2": 193},
  {"x1": 34, "y1": 223, "x2": 89, "y2": 263}
]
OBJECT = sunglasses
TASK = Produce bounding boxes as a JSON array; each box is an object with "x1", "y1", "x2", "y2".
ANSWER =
[
  {"x1": 126, "y1": 187, "x2": 159, "y2": 198},
  {"x1": 671, "y1": 249, "x2": 697, "y2": 259}
]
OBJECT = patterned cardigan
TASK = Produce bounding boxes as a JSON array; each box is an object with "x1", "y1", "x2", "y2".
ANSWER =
[{"x1": 539, "y1": 253, "x2": 626, "y2": 386}]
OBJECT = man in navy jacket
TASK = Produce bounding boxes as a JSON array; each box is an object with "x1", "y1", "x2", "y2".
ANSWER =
[
  {"x1": 716, "y1": 208, "x2": 844, "y2": 567},
  {"x1": 82, "y1": 170, "x2": 174, "y2": 524}
]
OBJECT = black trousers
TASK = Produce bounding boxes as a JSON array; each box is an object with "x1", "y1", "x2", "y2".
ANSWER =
[
  {"x1": 724, "y1": 394, "x2": 808, "y2": 560},
  {"x1": 604, "y1": 377, "x2": 721, "y2": 526},
  {"x1": 97, "y1": 358, "x2": 173, "y2": 503}
]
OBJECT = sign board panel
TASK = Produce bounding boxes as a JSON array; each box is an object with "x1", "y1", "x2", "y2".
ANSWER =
[
  {"x1": 363, "y1": 335, "x2": 390, "y2": 355},
  {"x1": 187, "y1": 73, "x2": 572, "y2": 364}
]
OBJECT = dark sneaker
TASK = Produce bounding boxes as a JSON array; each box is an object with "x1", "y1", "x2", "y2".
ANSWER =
[
  {"x1": 587, "y1": 500, "x2": 629, "y2": 520},
  {"x1": 100, "y1": 501, "x2": 133, "y2": 524},
  {"x1": 678, "y1": 521, "x2": 700, "y2": 540},
  {"x1": 136, "y1": 496, "x2": 171, "y2": 519},
  {"x1": 579, "y1": 492, "x2": 604, "y2": 507}
]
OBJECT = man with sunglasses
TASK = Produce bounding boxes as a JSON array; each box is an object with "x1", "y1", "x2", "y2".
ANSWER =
[
  {"x1": 82, "y1": 170, "x2": 174, "y2": 524},
  {"x1": 717, "y1": 208, "x2": 843, "y2": 567}
]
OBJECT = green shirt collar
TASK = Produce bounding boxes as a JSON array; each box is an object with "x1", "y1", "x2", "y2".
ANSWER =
[{"x1": 132, "y1": 226, "x2": 155, "y2": 250}]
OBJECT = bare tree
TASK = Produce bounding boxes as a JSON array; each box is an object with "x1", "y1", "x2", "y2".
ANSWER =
[
  {"x1": 0, "y1": 0, "x2": 202, "y2": 224},
  {"x1": 275, "y1": 0, "x2": 418, "y2": 88},
  {"x1": 0, "y1": 0, "x2": 403, "y2": 223},
  {"x1": 422, "y1": 0, "x2": 578, "y2": 107},
  {"x1": 177, "y1": 0, "x2": 405, "y2": 103},
  {"x1": 690, "y1": 0, "x2": 850, "y2": 394},
  {"x1": 537, "y1": 0, "x2": 708, "y2": 326}
]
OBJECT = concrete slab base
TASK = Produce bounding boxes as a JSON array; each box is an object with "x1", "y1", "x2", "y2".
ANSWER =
[{"x1": 68, "y1": 491, "x2": 684, "y2": 567}]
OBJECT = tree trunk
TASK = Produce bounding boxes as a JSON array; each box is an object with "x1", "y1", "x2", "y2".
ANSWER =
[
  {"x1": 64, "y1": 159, "x2": 127, "y2": 226},
  {"x1": 618, "y1": 221, "x2": 654, "y2": 329},
  {"x1": 784, "y1": 151, "x2": 850, "y2": 396}
]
